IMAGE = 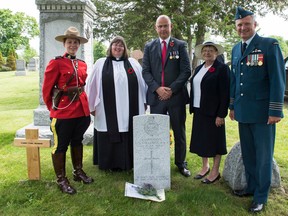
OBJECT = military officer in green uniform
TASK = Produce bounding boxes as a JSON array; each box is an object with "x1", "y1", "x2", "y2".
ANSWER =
[{"x1": 229, "y1": 6, "x2": 286, "y2": 213}]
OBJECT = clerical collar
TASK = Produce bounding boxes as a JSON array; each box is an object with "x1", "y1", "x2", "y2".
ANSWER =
[
  {"x1": 111, "y1": 56, "x2": 125, "y2": 61},
  {"x1": 65, "y1": 53, "x2": 76, "y2": 59}
]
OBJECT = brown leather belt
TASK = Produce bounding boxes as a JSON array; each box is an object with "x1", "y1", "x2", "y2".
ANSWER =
[{"x1": 63, "y1": 86, "x2": 84, "y2": 95}]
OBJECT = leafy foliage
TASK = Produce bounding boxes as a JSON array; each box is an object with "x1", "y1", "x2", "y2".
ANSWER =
[
  {"x1": 271, "y1": 36, "x2": 288, "y2": 57},
  {"x1": 0, "y1": 51, "x2": 4, "y2": 70},
  {"x1": 92, "y1": 0, "x2": 288, "y2": 70},
  {"x1": 0, "y1": 9, "x2": 39, "y2": 57},
  {"x1": 93, "y1": 40, "x2": 107, "y2": 62},
  {"x1": 6, "y1": 50, "x2": 16, "y2": 71},
  {"x1": 20, "y1": 46, "x2": 38, "y2": 66}
]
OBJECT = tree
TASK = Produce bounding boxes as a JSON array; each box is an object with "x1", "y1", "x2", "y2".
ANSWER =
[
  {"x1": 0, "y1": 9, "x2": 39, "y2": 57},
  {"x1": 0, "y1": 51, "x2": 4, "y2": 70},
  {"x1": 93, "y1": 41, "x2": 107, "y2": 62},
  {"x1": 20, "y1": 46, "x2": 38, "y2": 66},
  {"x1": 6, "y1": 49, "x2": 16, "y2": 71},
  {"x1": 92, "y1": 0, "x2": 288, "y2": 71},
  {"x1": 270, "y1": 36, "x2": 288, "y2": 58}
]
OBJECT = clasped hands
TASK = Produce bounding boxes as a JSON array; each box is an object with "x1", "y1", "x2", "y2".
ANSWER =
[{"x1": 156, "y1": 86, "x2": 172, "y2": 101}]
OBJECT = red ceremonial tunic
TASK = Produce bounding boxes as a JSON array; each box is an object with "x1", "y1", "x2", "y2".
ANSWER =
[{"x1": 42, "y1": 54, "x2": 90, "y2": 119}]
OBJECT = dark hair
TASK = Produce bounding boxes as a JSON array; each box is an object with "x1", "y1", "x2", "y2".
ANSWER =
[{"x1": 106, "y1": 36, "x2": 129, "y2": 59}]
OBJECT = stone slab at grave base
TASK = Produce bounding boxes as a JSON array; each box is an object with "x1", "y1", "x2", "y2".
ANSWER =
[
  {"x1": 15, "y1": 71, "x2": 27, "y2": 76},
  {"x1": 15, "y1": 123, "x2": 94, "y2": 146},
  {"x1": 223, "y1": 142, "x2": 281, "y2": 190}
]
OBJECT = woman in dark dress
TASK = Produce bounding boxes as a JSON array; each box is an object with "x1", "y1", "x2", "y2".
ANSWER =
[{"x1": 189, "y1": 42, "x2": 230, "y2": 184}]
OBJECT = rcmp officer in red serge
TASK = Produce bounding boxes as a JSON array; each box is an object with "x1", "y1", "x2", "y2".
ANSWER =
[
  {"x1": 229, "y1": 7, "x2": 285, "y2": 213},
  {"x1": 42, "y1": 26, "x2": 93, "y2": 195}
]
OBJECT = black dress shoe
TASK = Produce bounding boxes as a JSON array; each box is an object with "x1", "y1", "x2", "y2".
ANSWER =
[
  {"x1": 194, "y1": 168, "x2": 210, "y2": 180},
  {"x1": 233, "y1": 190, "x2": 253, "y2": 197},
  {"x1": 201, "y1": 173, "x2": 221, "y2": 184},
  {"x1": 249, "y1": 201, "x2": 264, "y2": 213},
  {"x1": 179, "y1": 167, "x2": 191, "y2": 177}
]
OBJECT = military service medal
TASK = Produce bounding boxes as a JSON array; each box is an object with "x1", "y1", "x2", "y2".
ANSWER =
[
  {"x1": 246, "y1": 55, "x2": 251, "y2": 66},
  {"x1": 258, "y1": 54, "x2": 264, "y2": 66},
  {"x1": 176, "y1": 51, "x2": 179, "y2": 59}
]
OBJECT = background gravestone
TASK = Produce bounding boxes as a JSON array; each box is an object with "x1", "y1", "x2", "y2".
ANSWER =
[
  {"x1": 130, "y1": 50, "x2": 143, "y2": 65},
  {"x1": 223, "y1": 141, "x2": 281, "y2": 190},
  {"x1": 15, "y1": 59, "x2": 27, "y2": 76},
  {"x1": 28, "y1": 57, "x2": 39, "y2": 71},
  {"x1": 133, "y1": 114, "x2": 171, "y2": 190},
  {"x1": 15, "y1": 0, "x2": 96, "y2": 145}
]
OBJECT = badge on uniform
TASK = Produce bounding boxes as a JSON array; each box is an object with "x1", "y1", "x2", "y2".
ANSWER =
[
  {"x1": 246, "y1": 53, "x2": 264, "y2": 66},
  {"x1": 169, "y1": 50, "x2": 179, "y2": 60}
]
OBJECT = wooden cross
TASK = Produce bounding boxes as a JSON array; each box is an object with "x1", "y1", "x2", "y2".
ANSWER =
[{"x1": 14, "y1": 129, "x2": 51, "y2": 180}]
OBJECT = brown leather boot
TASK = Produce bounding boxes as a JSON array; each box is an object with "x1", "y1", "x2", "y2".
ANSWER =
[
  {"x1": 71, "y1": 145, "x2": 94, "y2": 184},
  {"x1": 52, "y1": 153, "x2": 76, "y2": 194}
]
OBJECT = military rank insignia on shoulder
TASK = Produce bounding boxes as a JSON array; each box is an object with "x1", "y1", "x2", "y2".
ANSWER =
[
  {"x1": 273, "y1": 42, "x2": 279, "y2": 45},
  {"x1": 54, "y1": 56, "x2": 63, "y2": 60}
]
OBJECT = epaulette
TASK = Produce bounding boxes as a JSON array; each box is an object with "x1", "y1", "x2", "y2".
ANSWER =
[
  {"x1": 54, "y1": 56, "x2": 63, "y2": 59},
  {"x1": 273, "y1": 42, "x2": 279, "y2": 45}
]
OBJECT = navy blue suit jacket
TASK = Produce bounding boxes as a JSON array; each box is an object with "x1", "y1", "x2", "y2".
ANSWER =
[
  {"x1": 189, "y1": 59, "x2": 230, "y2": 118},
  {"x1": 142, "y1": 37, "x2": 191, "y2": 106}
]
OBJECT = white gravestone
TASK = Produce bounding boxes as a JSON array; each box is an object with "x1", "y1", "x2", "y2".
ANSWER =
[
  {"x1": 28, "y1": 57, "x2": 39, "y2": 71},
  {"x1": 133, "y1": 114, "x2": 171, "y2": 190},
  {"x1": 15, "y1": 59, "x2": 27, "y2": 76}
]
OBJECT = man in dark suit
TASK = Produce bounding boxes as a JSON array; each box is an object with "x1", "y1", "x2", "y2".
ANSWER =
[
  {"x1": 229, "y1": 6, "x2": 286, "y2": 213},
  {"x1": 142, "y1": 15, "x2": 192, "y2": 177}
]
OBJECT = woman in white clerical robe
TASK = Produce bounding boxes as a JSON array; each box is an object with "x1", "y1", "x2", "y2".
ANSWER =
[{"x1": 86, "y1": 36, "x2": 147, "y2": 171}]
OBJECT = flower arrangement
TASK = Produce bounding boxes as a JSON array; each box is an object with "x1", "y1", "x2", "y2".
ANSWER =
[
  {"x1": 208, "y1": 67, "x2": 215, "y2": 73},
  {"x1": 134, "y1": 183, "x2": 161, "y2": 200},
  {"x1": 170, "y1": 130, "x2": 173, "y2": 145},
  {"x1": 128, "y1": 68, "x2": 134, "y2": 74}
]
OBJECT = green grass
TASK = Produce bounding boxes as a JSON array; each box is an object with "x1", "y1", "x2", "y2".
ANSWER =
[{"x1": 0, "y1": 71, "x2": 288, "y2": 216}]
